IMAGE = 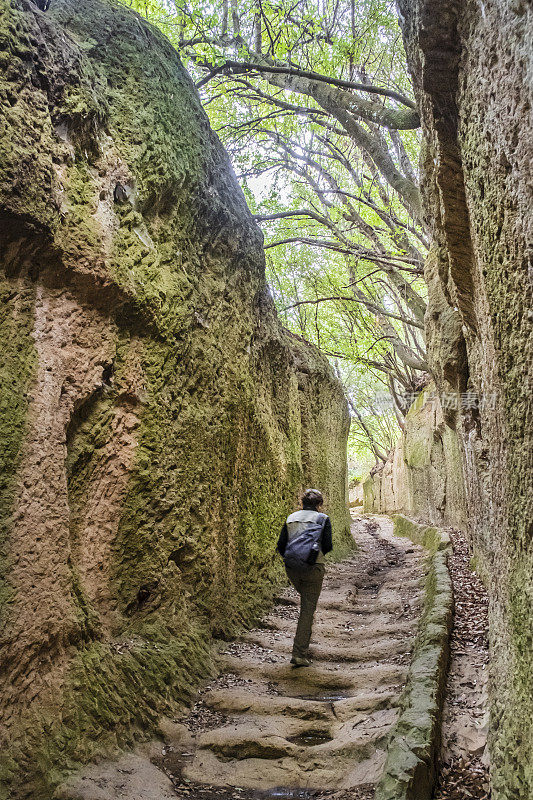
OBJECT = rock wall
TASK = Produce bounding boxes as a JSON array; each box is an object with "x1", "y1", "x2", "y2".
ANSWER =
[
  {"x1": 363, "y1": 384, "x2": 466, "y2": 532},
  {"x1": 0, "y1": 1, "x2": 351, "y2": 796},
  {"x1": 391, "y1": 1, "x2": 532, "y2": 797}
]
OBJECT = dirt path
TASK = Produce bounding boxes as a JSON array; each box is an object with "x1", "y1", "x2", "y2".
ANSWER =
[
  {"x1": 56, "y1": 515, "x2": 430, "y2": 800},
  {"x1": 151, "y1": 515, "x2": 427, "y2": 800}
]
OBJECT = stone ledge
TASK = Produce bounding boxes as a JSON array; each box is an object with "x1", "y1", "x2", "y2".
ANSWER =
[{"x1": 374, "y1": 514, "x2": 453, "y2": 800}]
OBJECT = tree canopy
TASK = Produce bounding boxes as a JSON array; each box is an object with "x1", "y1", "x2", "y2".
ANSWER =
[{"x1": 124, "y1": 0, "x2": 427, "y2": 471}]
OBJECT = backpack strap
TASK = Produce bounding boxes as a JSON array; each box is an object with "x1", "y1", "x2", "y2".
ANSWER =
[{"x1": 316, "y1": 512, "x2": 327, "y2": 539}]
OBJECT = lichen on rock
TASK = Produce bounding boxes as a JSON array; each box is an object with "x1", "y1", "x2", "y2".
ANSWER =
[
  {"x1": 0, "y1": 1, "x2": 351, "y2": 797},
  {"x1": 363, "y1": 383, "x2": 466, "y2": 532},
  {"x1": 369, "y1": 1, "x2": 533, "y2": 796}
]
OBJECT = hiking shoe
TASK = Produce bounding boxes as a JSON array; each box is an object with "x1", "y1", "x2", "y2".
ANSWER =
[{"x1": 290, "y1": 657, "x2": 311, "y2": 668}]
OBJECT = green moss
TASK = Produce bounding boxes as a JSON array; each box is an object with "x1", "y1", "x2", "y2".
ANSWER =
[
  {"x1": 490, "y1": 554, "x2": 533, "y2": 798},
  {"x1": 0, "y1": 281, "x2": 36, "y2": 622},
  {"x1": 0, "y1": 0, "x2": 108, "y2": 231},
  {"x1": 392, "y1": 514, "x2": 450, "y2": 554},
  {"x1": 52, "y1": 0, "x2": 207, "y2": 215},
  {"x1": 0, "y1": 2, "x2": 351, "y2": 796},
  {"x1": 406, "y1": 387, "x2": 430, "y2": 418},
  {"x1": 58, "y1": 162, "x2": 103, "y2": 252},
  {"x1": 1, "y1": 612, "x2": 211, "y2": 800}
]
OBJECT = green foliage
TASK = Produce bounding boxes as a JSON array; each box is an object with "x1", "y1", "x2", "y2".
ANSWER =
[{"x1": 123, "y1": 0, "x2": 427, "y2": 466}]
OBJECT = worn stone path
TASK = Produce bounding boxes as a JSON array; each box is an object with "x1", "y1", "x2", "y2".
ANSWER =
[
  {"x1": 157, "y1": 515, "x2": 426, "y2": 800},
  {"x1": 57, "y1": 515, "x2": 428, "y2": 800}
]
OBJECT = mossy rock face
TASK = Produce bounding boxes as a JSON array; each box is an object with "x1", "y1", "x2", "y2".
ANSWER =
[
  {"x1": 397, "y1": 0, "x2": 533, "y2": 795},
  {"x1": 362, "y1": 385, "x2": 466, "y2": 529},
  {"x1": 0, "y1": 1, "x2": 351, "y2": 797},
  {"x1": 392, "y1": 515, "x2": 450, "y2": 555}
]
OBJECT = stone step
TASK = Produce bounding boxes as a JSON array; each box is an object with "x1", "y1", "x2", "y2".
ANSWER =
[
  {"x1": 240, "y1": 632, "x2": 414, "y2": 663},
  {"x1": 217, "y1": 655, "x2": 409, "y2": 692},
  {"x1": 202, "y1": 685, "x2": 402, "y2": 722}
]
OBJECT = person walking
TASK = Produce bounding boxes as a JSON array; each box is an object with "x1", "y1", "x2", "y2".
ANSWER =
[{"x1": 276, "y1": 488, "x2": 332, "y2": 667}]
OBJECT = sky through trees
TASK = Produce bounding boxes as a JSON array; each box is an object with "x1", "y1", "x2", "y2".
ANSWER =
[{"x1": 124, "y1": 0, "x2": 428, "y2": 475}]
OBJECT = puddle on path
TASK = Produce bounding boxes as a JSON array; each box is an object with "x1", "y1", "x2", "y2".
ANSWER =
[
  {"x1": 292, "y1": 691, "x2": 350, "y2": 702},
  {"x1": 252, "y1": 789, "x2": 319, "y2": 799},
  {"x1": 286, "y1": 731, "x2": 333, "y2": 746}
]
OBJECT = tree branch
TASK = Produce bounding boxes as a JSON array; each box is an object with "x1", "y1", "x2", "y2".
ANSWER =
[
  {"x1": 282, "y1": 295, "x2": 357, "y2": 311},
  {"x1": 348, "y1": 399, "x2": 388, "y2": 463},
  {"x1": 196, "y1": 57, "x2": 417, "y2": 109},
  {"x1": 253, "y1": 209, "x2": 328, "y2": 223}
]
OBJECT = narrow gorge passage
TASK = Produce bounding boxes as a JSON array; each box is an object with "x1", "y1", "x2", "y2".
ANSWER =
[{"x1": 152, "y1": 515, "x2": 426, "y2": 800}]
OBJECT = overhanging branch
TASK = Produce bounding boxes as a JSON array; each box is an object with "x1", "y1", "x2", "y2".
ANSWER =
[{"x1": 196, "y1": 58, "x2": 417, "y2": 110}]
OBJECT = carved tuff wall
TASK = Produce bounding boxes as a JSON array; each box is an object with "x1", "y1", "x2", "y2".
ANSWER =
[
  {"x1": 363, "y1": 384, "x2": 467, "y2": 532},
  {"x1": 0, "y1": 1, "x2": 351, "y2": 796},
  {"x1": 390, "y1": 1, "x2": 532, "y2": 797}
]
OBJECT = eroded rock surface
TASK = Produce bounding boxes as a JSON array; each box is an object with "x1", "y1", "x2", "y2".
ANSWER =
[
  {"x1": 0, "y1": 1, "x2": 350, "y2": 796},
  {"x1": 363, "y1": 383, "x2": 466, "y2": 530},
  {"x1": 365, "y1": 1, "x2": 532, "y2": 796}
]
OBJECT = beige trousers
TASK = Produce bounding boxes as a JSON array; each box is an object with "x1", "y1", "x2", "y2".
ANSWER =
[{"x1": 285, "y1": 563, "x2": 325, "y2": 659}]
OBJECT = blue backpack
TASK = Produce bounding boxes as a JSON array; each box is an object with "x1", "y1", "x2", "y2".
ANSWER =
[{"x1": 283, "y1": 513, "x2": 327, "y2": 570}]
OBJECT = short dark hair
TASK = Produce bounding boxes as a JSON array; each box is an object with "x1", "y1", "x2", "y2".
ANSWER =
[{"x1": 301, "y1": 488, "x2": 324, "y2": 510}]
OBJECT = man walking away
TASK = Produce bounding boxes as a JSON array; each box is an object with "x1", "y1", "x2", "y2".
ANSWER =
[{"x1": 277, "y1": 489, "x2": 332, "y2": 667}]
